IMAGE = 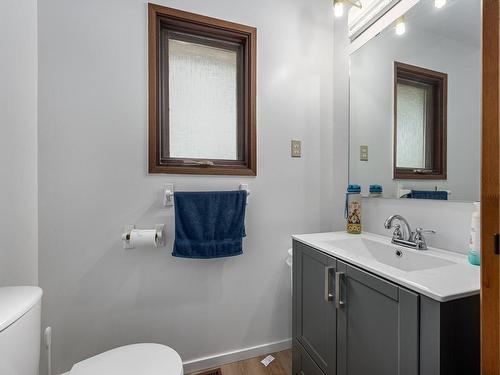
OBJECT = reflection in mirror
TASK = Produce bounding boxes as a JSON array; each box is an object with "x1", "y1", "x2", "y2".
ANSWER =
[
  {"x1": 394, "y1": 62, "x2": 447, "y2": 180},
  {"x1": 397, "y1": 83, "x2": 429, "y2": 168},
  {"x1": 349, "y1": 0, "x2": 480, "y2": 201}
]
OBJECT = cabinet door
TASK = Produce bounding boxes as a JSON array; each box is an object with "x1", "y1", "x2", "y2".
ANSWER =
[
  {"x1": 293, "y1": 339, "x2": 326, "y2": 375},
  {"x1": 293, "y1": 241, "x2": 337, "y2": 375},
  {"x1": 336, "y1": 261, "x2": 419, "y2": 375}
]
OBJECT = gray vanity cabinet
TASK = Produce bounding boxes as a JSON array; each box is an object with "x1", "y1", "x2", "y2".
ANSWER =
[
  {"x1": 336, "y1": 260, "x2": 419, "y2": 375},
  {"x1": 292, "y1": 240, "x2": 479, "y2": 375},
  {"x1": 292, "y1": 240, "x2": 338, "y2": 375}
]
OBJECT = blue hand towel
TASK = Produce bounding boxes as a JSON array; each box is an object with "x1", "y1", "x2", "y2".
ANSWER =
[
  {"x1": 410, "y1": 190, "x2": 448, "y2": 200},
  {"x1": 172, "y1": 190, "x2": 247, "y2": 259}
]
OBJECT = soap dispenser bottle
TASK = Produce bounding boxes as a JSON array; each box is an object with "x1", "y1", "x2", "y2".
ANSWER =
[
  {"x1": 345, "y1": 184, "x2": 362, "y2": 234},
  {"x1": 468, "y1": 202, "x2": 481, "y2": 266}
]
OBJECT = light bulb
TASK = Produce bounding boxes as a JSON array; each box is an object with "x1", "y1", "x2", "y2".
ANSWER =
[
  {"x1": 334, "y1": 1, "x2": 344, "y2": 18},
  {"x1": 435, "y1": 0, "x2": 446, "y2": 8},
  {"x1": 395, "y1": 17, "x2": 406, "y2": 36}
]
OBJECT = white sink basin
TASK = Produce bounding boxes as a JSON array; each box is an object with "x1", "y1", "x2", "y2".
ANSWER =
[
  {"x1": 324, "y1": 238, "x2": 455, "y2": 272},
  {"x1": 292, "y1": 231, "x2": 480, "y2": 302}
]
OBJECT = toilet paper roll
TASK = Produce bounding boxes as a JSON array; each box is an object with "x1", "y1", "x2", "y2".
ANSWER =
[{"x1": 129, "y1": 229, "x2": 158, "y2": 247}]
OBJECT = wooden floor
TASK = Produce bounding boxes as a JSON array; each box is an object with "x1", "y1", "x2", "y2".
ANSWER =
[{"x1": 189, "y1": 350, "x2": 292, "y2": 375}]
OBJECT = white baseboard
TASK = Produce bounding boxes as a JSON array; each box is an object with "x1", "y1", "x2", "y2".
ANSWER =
[
  {"x1": 59, "y1": 338, "x2": 292, "y2": 375},
  {"x1": 182, "y1": 338, "x2": 292, "y2": 374}
]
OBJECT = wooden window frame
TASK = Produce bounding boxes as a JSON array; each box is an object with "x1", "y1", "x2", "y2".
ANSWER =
[
  {"x1": 393, "y1": 61, "x2": 448, "y2": 180},
  {"x1": 148, "y1": 4, "x2": 257, "y2": 175}
]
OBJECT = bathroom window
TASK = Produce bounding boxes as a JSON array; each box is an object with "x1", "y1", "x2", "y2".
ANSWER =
[
  {"x1": 148, "y1": 4, "x2": 257, "y2": 175},
  {"x1": 393, "y1": 62, "x2": 447, "y2": 180}
]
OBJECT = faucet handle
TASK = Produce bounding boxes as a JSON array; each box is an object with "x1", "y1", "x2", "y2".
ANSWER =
[
  {"x1": 391, "y1": 224, "x2": 404, "y2": 240},
  {"x1": 414, "y1": 228, "x2": 436, "y2": 250},
  {"x1": 415, "y1": 227, "x2": 436, "y2": 235}
]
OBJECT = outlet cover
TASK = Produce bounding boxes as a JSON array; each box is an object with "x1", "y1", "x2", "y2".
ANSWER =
[
  {"x1": 360, "y1": 145, "x2": 368, "y2": 161},
  {"x1": 291, "y1": 140, "x2": 301, "y2": 157}
]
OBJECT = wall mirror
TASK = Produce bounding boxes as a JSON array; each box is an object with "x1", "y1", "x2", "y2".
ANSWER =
[{"x1": 349, "y1": 0, "x2": 480, "y2": 201}]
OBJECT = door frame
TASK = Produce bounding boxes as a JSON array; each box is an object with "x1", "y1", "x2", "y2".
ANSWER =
[{"x1": 481, "y1": 0, "x2": 500, "y2": 373}]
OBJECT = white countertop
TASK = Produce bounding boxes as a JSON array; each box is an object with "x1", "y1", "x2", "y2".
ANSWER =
[{"x1": 292, "y1": 231, "x2": 480, "y2": 302}]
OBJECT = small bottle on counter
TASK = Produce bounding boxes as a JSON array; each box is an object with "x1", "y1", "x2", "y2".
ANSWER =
[
  {"x1": 369, "y1": 184, "x2": 383, "y2": 198},
  {"x1": 345, "y1": 184, "x2": 362, "y2": 234},
  {"x1": 468, "y1": 202, "x2": 481, "y2": 266}
]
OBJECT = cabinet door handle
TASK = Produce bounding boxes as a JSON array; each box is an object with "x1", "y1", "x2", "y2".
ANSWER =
[
  {"x1": 324, "y1": 267, "x2": 335, "y2": 302},
  {"x1": 335, "y1": 271, "x2": 345, "y2": 309}
]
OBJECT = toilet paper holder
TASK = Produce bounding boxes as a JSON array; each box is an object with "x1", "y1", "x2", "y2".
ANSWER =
[{"x1": 122, "y1": 224, "x2": 165, "y2": 249}]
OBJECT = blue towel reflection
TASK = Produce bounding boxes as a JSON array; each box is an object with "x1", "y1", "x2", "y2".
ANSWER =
[{"x1": 409, "y1": 190, "x2": 448, "y2": 200}]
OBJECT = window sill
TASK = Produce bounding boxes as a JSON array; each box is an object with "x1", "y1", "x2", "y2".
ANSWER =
[{"x1": 148, "y1": 164, "x2": 256, "y2": 176}]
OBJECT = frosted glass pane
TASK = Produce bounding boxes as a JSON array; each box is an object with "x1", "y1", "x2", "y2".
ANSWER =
[
  {"x1": 168, "y1": 39, "x2": 238, "y2": 160},
  {"x1": 396, "y1": 83, "x2": 426, "y2": 169}
]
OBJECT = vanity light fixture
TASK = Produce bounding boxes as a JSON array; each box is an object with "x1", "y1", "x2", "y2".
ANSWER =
[
  {"x1": 333, "y1": 0, "x2": 362, "y2": 18},
  {"x1": 395, "y1": 16, "x2": 406, "y2": 35},
  {"x1": 334, "y1": 0, "x2": 344, "y2": 17},
  {"x1": 435, "y1": 0, "x2": 446, "y2": 8}
]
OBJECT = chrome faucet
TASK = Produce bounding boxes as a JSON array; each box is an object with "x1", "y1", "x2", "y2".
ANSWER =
[
  {"x1": 384, "y1": 215, "x2": 412, "y2": 241},
  {"x1": 384, "y1": 215, "x2": 435, "y2": 250}
]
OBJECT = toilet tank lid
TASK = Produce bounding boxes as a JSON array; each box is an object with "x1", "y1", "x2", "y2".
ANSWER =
[{"x1": 0, "y1": 286, "x2": 43, "y2": 332}]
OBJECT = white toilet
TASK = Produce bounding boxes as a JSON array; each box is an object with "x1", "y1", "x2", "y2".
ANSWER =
[{"x1": 0, "y1": 286, "x2": 183, "y2": 375}]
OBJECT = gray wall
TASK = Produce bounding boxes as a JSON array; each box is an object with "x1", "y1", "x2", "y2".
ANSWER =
[
  {"x1": 0, "y1": 0, "x2": 38, "y2": 286},
  {"x1": 37, "y1": 0, "x2": 335, "y2": 373},
  {"x1": 349, "y1": 12, "x2": 481, "y2": 201}
]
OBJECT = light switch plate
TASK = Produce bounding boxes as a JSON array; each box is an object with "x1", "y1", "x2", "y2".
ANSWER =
[
  {"x1": 291, "y1": 140, "x2": 301, "y2": 157},
  {"x1": 360, "y1": 145, "x2": 368, "y2": 161}
]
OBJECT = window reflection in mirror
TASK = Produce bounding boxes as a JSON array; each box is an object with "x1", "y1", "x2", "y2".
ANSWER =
[
  {"x1": 396, "y1": 83, "x2": 430, "y2": 169},
  {"x1": 394, "y1": 62, "x2": 447, "y2": 180}
]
